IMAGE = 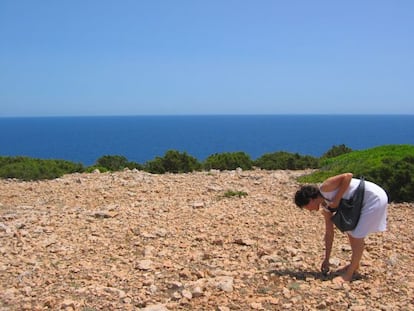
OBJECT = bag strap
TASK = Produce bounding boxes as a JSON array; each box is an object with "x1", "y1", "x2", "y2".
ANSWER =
[{"x1": 353, "y1": 176, "x2": 365, "y2": 205}]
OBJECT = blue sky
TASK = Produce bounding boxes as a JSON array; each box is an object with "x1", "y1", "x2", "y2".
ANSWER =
[{"x1": 1, "y1": 0, "x2": 413, "y2": 116}]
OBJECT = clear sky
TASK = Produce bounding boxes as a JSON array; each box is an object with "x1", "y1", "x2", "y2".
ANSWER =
[{"x1": 1, "y1": 0, "x2": 413, "y2": 117}]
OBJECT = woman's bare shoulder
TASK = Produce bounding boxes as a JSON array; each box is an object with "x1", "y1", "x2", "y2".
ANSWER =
[{"x1": 320, "y1": 173, "x2": 353, "y2": 192}]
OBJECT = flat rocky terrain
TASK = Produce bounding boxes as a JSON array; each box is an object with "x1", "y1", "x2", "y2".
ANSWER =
[{"x1": 0, "y1": 169, "x2": 413, "y2": 310}]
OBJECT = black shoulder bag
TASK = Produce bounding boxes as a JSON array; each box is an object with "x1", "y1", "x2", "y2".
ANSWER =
[{"x1": 330, "y1": 177, "x2": 365, "y2": 232}]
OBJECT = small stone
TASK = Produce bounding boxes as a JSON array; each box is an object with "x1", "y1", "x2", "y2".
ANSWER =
[
  {"x1": 60, "y1": 299, "x2": 77, "y2": 310},
  {"x1": 143, "y1": 246, "x2": 155, "y2": 257},
  {"x1": 190, "y1": 286, "x2": 204, "y2": 297},
  {"x1": 171, "y1": 291, "x2": 181, "y2": 300},
  {"x1": 91, "y1": 211, "x2": 118, "y2": 218},
  {"x1": 213, "y1": 276, "x2": 234, "y2": 292},
  {"x1": 317, "y1": 301, "x2": 327, "y2": 309},
  {"x1": 267, "y1": 297, "x2": 279, "y2": 305},
  {"x1": 283, "y1": 287, "x2": 291, "y2": 298},
  {"x1": 192, "y1": 202, "x2": 205, "y2": 208},
  {"x1": 136, "y1": 259, "x2": 153, "y2": 270},
  {"x1": 250, "y1": 302, "x2": 264, "y2": 309},
  {"x1": 181, "y1": 289, "x2": 192, "y2": 299},
  {"x1": 141, "y1": 304, "x2": 169, "y2": 311},
  {"x1": 234, "y1": 238, "x2": 255, "y2": 246}
]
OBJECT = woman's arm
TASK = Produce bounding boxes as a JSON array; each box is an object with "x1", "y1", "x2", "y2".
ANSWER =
[
  {"x1": 321, "y1": 210, "x2": 335, "y2": 273},
  {"x1": 320, "y1": 173, "x2": 353, "y2": 208}
]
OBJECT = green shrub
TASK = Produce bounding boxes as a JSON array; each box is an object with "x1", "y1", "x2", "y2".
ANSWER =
[
  {"x1": 125, "y1": 161, "x2": 142, "y2": 170},
  {"x1": 203, "y1": 152, "x2": 253, "y2": 171},
  {"x1": 367, "y1": 156, "x2": 414, "y2": 203},
  {"x1": 143, "y1": 150, "x2": 201, "y2": 174},
  {"x1": 254, "y1": 151, "x2": 319, "y2": 170},
  {"x1": 96, "y1": 155, "x2": 128, "y2": 171},
  {"x1": 0, "y1": 156, "x2": 84, "y2": 181},
  {"x1": 94, "y1": 155, "x2": 142, "y2": 171},
  {"x1": 321, "y1": 144, "x2": 353, "y2": 158},
  {"x1": 223, "y1": 190, "x2": 248, "y2": 198},
  {"x1": 144, "y1": 157, "x2": 166, "y2": 174},
  {"x1": 163, "y1": 150, "x2": 201, "y2": 173}
]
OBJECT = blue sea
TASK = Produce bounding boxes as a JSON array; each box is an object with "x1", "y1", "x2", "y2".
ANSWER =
[{"x1": 0, "y1": 115, "x2": 413, "y2": 166}]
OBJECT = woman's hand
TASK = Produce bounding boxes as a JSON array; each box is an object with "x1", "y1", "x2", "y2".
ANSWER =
[{"x1": 321, "y1": 258, "x2": 330, "y2": 275}]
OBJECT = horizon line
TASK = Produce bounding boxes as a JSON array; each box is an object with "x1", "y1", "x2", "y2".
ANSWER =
[{"x1": 1, "y1": 113, "x2": 414, "y2": 118}]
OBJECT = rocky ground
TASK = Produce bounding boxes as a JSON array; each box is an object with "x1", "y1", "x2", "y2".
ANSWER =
[{"x1": 0, "y1": 169, "x2": 413, "y2": 310}]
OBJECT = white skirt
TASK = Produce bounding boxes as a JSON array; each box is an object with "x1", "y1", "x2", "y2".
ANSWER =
[{"x1": 347, "y1": 181, "x2": 388, "y2": 238}]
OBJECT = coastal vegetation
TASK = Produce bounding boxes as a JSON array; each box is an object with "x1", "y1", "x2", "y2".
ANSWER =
[
  {"x1": 254, "y1": 151, "x2": 319, "y2": 170},
  {"x1": 0, "y1": 144, "x2": 413, "y2": 202},
  {"x1": 297, "y1": 144, "x2": 414, "y2": 203},
  {"x1": 204, "y1": 152, "x2": 253, "y2": 171},
  {"x1": 0, "y1": 156, "x2": 83, "y2": 180},
  {"x1": 94, "y1": 155, "x2": 142, "y2": 171},
  {"x1": 144, "y1": 150, "x2": 201, "y2": 174}
]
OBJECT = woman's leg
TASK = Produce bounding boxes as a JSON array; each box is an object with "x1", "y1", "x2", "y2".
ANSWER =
[{"x1": 341, "y1": 234, "x2": 365, "y2": 281}]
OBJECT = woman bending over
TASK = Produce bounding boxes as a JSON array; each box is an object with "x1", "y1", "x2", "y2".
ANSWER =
[{"x1": 294, "y1": 173, "x2": 388, "y2": 282}]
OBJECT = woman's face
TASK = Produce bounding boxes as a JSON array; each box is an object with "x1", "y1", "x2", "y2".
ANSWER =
[{"x1": 304, "y1": 198, "x2": 320, "y2": 212}]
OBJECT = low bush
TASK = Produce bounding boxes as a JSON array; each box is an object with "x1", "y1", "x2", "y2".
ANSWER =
[
  {"x1": 223, "y1": 190, "x2": 248, "y2": 198},
  {"x1": 0, "y1": 156, "x2": 84, "y2": 181},
  {"x1": 321, "y1": 144, "x2": 353, "y2": 158},
  {"x1": 367, "y1": 156, "x2": 414, "y2": 203},
  {"x1": 254, "y1": 151, "x2": 319, "y2": 170},
  {"x1": 143, "y1": 150, "x2": 201, "y2": 174},
  {"x1": 96, "y1": 155, "x2": 142, "y2": 171},
  {"x1": 203, "y1": 152, "x2": 252, "y2": 171}
]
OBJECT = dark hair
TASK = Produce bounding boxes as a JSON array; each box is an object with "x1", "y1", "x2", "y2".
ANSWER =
[{"x1": 294, "y1": 185, "x2": 320, "y2": 208}]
